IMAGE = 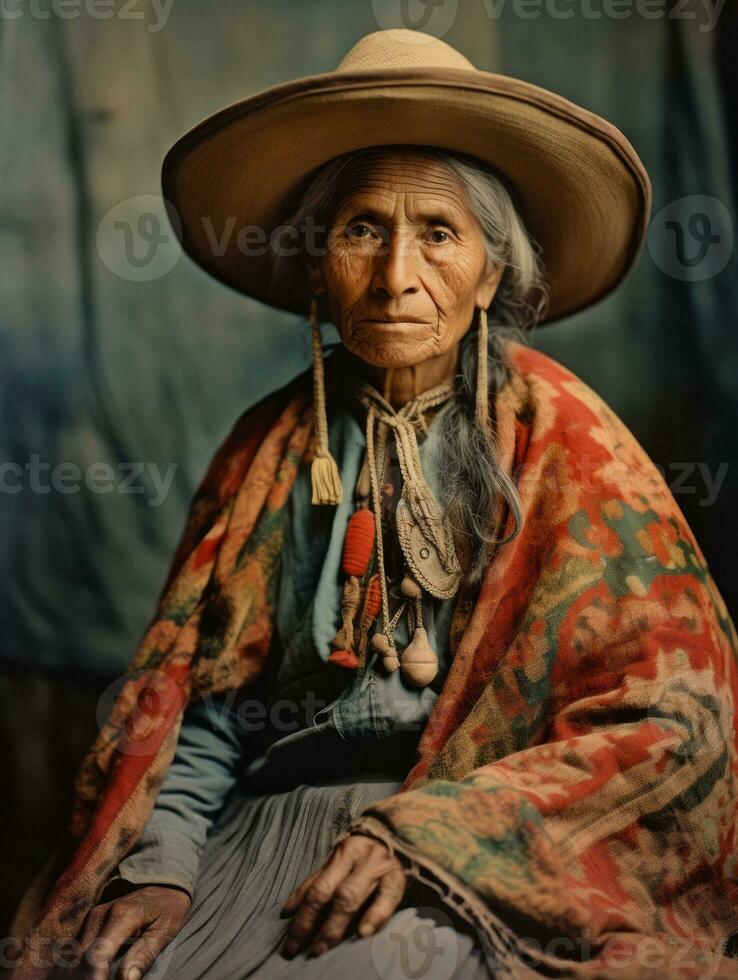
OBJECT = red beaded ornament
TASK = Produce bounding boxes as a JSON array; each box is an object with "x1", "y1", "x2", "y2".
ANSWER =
[
  {"x1": 341, "y1": 509, "x2": 375, "y2": 576},
  {"x1": 327, "y1": 510, "x2": 377, "y2": 668}
]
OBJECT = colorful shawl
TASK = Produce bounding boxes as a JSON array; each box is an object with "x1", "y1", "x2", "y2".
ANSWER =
[{"x1": 10, "y1": 340, "x2": 738, "y2": 979}]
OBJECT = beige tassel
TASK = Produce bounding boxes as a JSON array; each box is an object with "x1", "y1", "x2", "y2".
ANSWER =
[
  {"x1": 310, "y1": 296, "x2": 343, "y2": 505},
  {"x1": 476, "y1": 305, "x2": 491, "y2": 443}
]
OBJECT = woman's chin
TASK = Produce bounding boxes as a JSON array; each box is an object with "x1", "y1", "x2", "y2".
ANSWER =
[
  {"x1": 349, "y1": 349, "x2": 434, "y2": 370},
  {"x1": 343, "y1": 332, "x2": 438, "y2": 369}
]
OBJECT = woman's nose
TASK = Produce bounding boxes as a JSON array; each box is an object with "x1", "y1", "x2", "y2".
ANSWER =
[{"x1": 372, "y1": 233, "x2": 421, "y2": 298}]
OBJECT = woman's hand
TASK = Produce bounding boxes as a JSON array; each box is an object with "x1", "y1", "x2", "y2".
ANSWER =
[
  {"x1": 280, "y1": 832, "x2": 407, "y2": 959},
  {"x1": 76, "y1": 884, "x2": 191, "y2": 980}
]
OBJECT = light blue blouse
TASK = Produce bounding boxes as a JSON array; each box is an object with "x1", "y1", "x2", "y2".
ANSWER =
[{"x1": 109, "y1": 390, "x2": 458, "y2": 898}]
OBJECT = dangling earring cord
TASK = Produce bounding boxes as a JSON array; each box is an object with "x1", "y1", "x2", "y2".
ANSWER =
[
  {"x1": 310, "y1": 296, "x2": 343, "y2": 505},
  {"x1": 476, "y1": 305, "x2": 491, "y2": 442}
]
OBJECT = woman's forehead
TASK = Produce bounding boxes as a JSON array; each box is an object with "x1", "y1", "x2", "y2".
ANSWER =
[
  {"x1": 336, "y1": 148, "x2": 461, "y2": 191},
  {"x1": 332, "y1": 149, "x2": 472, "y2": 218}
]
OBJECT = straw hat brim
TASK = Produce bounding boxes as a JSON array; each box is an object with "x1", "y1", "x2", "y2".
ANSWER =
[{"x1": 161, "y1": 66, "x2": 651, "y2": 324}]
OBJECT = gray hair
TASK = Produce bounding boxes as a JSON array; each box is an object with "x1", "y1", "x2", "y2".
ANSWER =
[{"x1": 271, "y1": 145, "x2": 550, "y2": 587}]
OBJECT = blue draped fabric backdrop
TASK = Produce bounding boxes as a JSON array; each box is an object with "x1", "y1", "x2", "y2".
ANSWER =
[{"x1": 0, "y1": 0, "x2": 736, "y2": 931}]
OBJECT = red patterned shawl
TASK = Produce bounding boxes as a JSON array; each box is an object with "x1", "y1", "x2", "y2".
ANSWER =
[{"x1": 9, "y1": 341, "x2": 738, "y2": 979}]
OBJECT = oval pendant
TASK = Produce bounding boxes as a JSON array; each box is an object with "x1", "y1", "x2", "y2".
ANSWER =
[{"x1": 395, "y1": 492, "x2": 461, "y2": 599}]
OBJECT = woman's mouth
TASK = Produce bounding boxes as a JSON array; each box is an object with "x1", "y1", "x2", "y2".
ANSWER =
[{"x1": 355, "y1": 316, "x2": 430, "y2": 327}]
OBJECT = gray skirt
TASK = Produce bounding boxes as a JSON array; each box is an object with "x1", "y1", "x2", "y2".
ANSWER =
[{"x1": 109, "y1": 774, "x2": 496, "y2": 980}]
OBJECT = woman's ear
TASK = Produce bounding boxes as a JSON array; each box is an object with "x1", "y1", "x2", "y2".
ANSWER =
[{"x1": 475, "y1": 261, "x2": 503, "y2": 310}]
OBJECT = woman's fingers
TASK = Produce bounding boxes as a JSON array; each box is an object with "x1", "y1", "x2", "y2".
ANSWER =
[
  {"x1": 115, "y1": 921, "x2": 175, "y2": 980},
  {"x1": 281, "y1": 841, "x2": 359, "y2": 957},
  {"x1": 84, "y1": 903, "x2": 147, "y2": 979},
  {"x1": 114, "y1": 887, "x2": 191, "y2": 980},
  {"x1": 280, "y1": 869, "x2": 320, "y2": 916},
  {"x1": 309, "y1": 842, "x2": 404, "y2": 954},
  {"x1": 308, "y1": 859, "x2": 389, "y2": 955},
  {"x1": 76, "y1": 902, "x2": 112, "y2": 961},
  {"x1": 357, "y1": 867, "x2": 407, "y2": 938},
  {"x1": 281, "y1": 834, "x2": 408, "y2": 959}
]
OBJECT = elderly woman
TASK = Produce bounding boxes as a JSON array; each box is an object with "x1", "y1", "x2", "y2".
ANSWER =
[{"x1": 11, "y1": 28, "x2": 738, "y2": 980}]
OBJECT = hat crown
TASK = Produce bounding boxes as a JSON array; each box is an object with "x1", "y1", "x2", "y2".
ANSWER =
[{"x1": 336, "y1": 29, "x2": 475, "y2": 73}]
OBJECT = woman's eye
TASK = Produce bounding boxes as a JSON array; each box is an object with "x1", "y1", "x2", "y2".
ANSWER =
[
  {"x1": 427, "y1": 228, "x2": 451, "y2": 244},
  {"x1": 347, "y1": 223, "x2": 373, "y2": 240}
]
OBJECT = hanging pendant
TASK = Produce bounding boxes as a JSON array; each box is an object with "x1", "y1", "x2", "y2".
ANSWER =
[
  {"x1": 400, "y1": 574, "x2": 422, "y2": 599},
  {"x1": 370, "y1": 631, "x2": 400, "y2": 673},
  {"x1": 395, "y1": 489, "x2": 461, "y2": 599},
  {"x1": 399, "y1": 588, "x2": 439, "y2": 688},
  {"x1": 400, "y1": 624, "x2": 439, "y2": 688}
]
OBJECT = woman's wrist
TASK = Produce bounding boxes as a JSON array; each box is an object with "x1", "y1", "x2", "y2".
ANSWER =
[{"x1": 99, "y1": 876, "x2": 192, "y2": 905}]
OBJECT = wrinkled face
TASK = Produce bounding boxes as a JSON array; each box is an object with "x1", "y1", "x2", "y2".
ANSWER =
[{"x1": 307, "y1": 150, "x2": 503, "y2": 368}]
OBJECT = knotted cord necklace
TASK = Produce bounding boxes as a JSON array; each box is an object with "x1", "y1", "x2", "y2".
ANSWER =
[{"x1": 327, "y1": 376, "x2": 462, "y2": 688}]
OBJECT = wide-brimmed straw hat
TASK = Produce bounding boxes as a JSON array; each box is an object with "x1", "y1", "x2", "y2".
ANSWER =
[{"x1": 161, "y1": 28, "x2": 651, "y2": 324}]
